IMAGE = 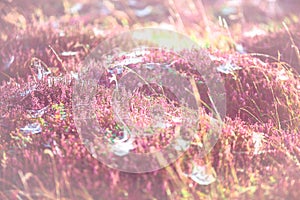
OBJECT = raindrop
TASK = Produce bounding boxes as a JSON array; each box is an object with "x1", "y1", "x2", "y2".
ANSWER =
[{"x1": 135, "y1": 6, "x2": 153, "y2": 17}]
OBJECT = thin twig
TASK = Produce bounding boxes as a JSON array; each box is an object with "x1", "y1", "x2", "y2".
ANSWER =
[{"x1": 48, "y1": 45, "x2": 67, "y2": 72}]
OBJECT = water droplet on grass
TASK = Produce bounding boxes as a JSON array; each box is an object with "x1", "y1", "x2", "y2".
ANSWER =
[
  {"x1": 183, "y1": 164, "x2": 216, "y2": 185},
  {"x1": 20, "y1": 122, "x2": 42, "y2": 135},
  {"x1": 60, "y1": 51, "x2": 79, "y2": 57},
  {"x1": 26, "y1": 106, "x2": 49, "y2": 118},
  {"x1": 217, "y1": 62, "x2": 242, "y2": 74}
]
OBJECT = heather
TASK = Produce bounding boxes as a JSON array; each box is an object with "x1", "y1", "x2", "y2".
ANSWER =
[{"x1": 0, "y1": 0, "x2": 300, "y2": 199}]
